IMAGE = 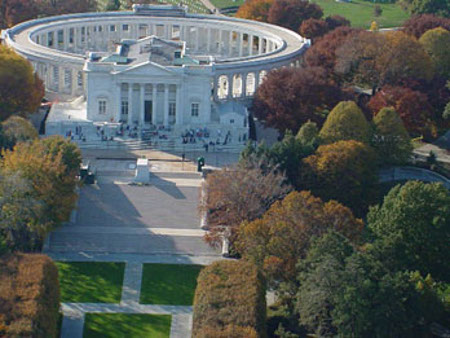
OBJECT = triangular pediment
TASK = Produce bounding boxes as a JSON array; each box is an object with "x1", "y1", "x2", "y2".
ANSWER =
[{"x1": 113, "y1": 61, "x2": 175, "y2": 76}]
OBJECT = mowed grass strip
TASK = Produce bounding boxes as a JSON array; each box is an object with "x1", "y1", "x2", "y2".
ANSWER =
[
  {"x1": 140, "y1": 264, "x2": 203, "y2": 305},
  {"x1": 83, "y1": 313, "x2": 171, "y2": 338},
  {"x1": 56, "y1": 262, "x2": 125, "y2": 303},
  {"x1": 311, "y1": 0, "x2": 409, "y2": 28}
]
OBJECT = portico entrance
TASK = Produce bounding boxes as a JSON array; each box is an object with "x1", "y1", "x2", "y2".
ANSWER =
[{"x1": 144, "y1": 100, "x2": 153, "y2": 123}]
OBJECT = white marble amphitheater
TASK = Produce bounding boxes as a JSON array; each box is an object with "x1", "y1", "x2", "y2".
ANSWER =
[{"x1": 2, "y1": 5, "x2": 310, "y2": 148}]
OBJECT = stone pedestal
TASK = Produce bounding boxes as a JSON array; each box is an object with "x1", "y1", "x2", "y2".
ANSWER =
[{"x1": 134, "y1": 158, "x2": 149, "y2": 183}]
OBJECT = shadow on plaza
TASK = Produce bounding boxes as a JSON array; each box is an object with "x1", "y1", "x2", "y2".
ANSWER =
[
  {"x1": 48, "y1": 182, "x2": 214, "y2": 255},
  {"x1": 149, "y1": 172, "x2": 186, "y2": 200},
  {"x1": 76, "y1": 182, "x2": 199, "y2": 229}
]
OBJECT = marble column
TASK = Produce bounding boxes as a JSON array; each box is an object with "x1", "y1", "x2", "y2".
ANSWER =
[
  {"x1": 207, "y1": 28, "x2": 211, "y2": 53},
  {"x1": 116, "y1": 83, "x2": 122, "y2": 123},
  {"x1": 258, "y1": 37, "x2": 264, "y2": 54},
  {"x1": 175, "y1": 84, "x2": 182, "y2": 125},
  {"x1": 71, "y1": 69, "x2": 78, "y2": 96},
  {"x1": 128, "y1": 83, "x2": 133, "y2": 124},
  {"x1": 227, "y1": 75, "x2": 232, "y2": 98},
  {"x1": 152, "y1": 84, "x2": 157, "y2": 125},
  {"x1": 242, "y1": 73, "x2": 247, "y2": 97},
  {"x1": 140, "y1": 84, "x2": 145, "y2": 125},
  {"x1": 239, "y1": 33, "x2": 244, "y2": 57},
  {"x1": 228, "y1": 31, "x2": 233, "y2": 57},
  {"x1": 196, "y1": 27, "x2": 201, "y2": 51},
  {"x1": 249, "y1": 34, "x2": 254, "y2": 56},
  {"x1": 164, "y1": 84, "x2": 169, "y2": 126}
]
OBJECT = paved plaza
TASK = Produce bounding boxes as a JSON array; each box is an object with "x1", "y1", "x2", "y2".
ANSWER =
[{"x1": 44, "y1": 153, "x2": 222, "y2": 337}]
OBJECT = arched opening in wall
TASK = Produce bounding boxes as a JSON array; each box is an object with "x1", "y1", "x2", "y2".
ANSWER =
[
  {"x1": 258, "y1": 70, "x2": 267, "y2": 87},
  {"x1": 246, "y1": 73, "x2": 256, "y2": 96},
  {"x1": 217, "y1": 75, "x2": 229, "y2": 100},
  {"x1": 232, "y1": 74, "x2": 243, "y2": 98}
]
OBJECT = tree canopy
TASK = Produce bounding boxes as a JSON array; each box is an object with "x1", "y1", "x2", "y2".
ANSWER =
[
  {"x1": 402, "y1": 14, "x2": 450, "y2": 38},
  {"x1": 267, "y1": 0, "x2": 323, "y2": 32},
  {"x1": 372, "y1": 107, "x2": 412, "y2": 166},
  {"x1": 0, "y1": 116, "x2": 38, "y2": 150},
  {"x1": 419, "y1": 27, "x2": 450, "y2": 78},
  {"x1": 238, "y1": 191, "x2": 363, "y2": 284},
  {"x1": 0, "y1": 137, "x2": 81, "y2": 251},
  {"x1": 368, "y1": 85, "x2": 436, "y2": 137},
  {"x1": 201, "y1": 163, "x2": 290, "y2": 249},
  {"x1": 301, "y1": 140, "x2": 377, "y2": 215},
  {"x1": 236, "y1": 0, "x2": 274, "y2": 22},
  {"x1": 251, "y1": 67, "x2": 343, "y2": 133},
  {"x1": 368, "y1": 181, "x2": 450, "y2": 282},
  {"x1": 399, "y1": 0, "x2": 450, "y2": 17},
  {"x1": 319, "y1": 101, "x2": 371, "y2": 145},
  {"x1": 0, "y1": 46, "x2": 44, "y2": 121},
  {"x1": 335, "y1": 30, "x2": 434, "y2": 93}
]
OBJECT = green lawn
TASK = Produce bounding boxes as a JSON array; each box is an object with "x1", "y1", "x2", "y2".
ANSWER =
[
  {"x1": 210, "y1": 0, "x2": 244, "y2": 9},
  {"x1": 311, "y1": 0, "x2": 409, "y2": 28},
  {"x1": 140, "y1": 264, "x2": 203, "y2": 305},
  {"x1": 83, "y1": 313, "x2": 171, "y2": 338},
  {"x1": 56, "y1": 262, "x2": 125, "y2": 303}
]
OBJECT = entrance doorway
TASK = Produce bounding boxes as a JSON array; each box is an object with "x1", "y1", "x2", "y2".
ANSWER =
[{"x1": 144, "y1": 100, "x2": 152, "y2": 123}]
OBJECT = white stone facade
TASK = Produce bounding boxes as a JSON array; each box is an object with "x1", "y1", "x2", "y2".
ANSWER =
[{"x1": 2, "y1": 5, "x2": 310, "y2": 146}]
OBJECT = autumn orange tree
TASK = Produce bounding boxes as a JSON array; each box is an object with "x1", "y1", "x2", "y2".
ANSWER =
[
  {"x1": 236, "y1": 0, "x2": 274, "y2": 22},
  {"x1": 201, "y1": 164, "x2": 291, "y2": 249},
  {"x1": 237, "y1": 190, "x2": 363, "y2": 285},
  {"x1": 301, "y1": 140, "x2": 377, "y2": 215},
  {"x1": 0, "y1": 137, "x2": 81, "y2": 251},
  {"x1": 0, "y1": 46, "x2": 44, "y2": 122},
  {"x1": 335, "y1": 30, "x2": 434, "y2": 94}
]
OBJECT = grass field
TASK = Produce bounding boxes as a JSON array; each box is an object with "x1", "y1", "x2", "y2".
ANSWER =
[
  {"x1": 311, "y1": 0, "x2": 409, "y2": 28},
  {"x1": 56, "y1": 262, "x2": 125, "y2": 303},
  {"x1": 140, "y1": 264, "x2": 203, "y2": 305},
  {"x1": 210, "y1": 0, "x2": 244, "y2": 9},
  {"x1": 83, "y1": 314, "x2": 171, "y2": 338}
]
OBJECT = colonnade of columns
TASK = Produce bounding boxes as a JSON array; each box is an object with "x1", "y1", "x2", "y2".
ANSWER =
[
  {"x1": 214, "y1": 58, "x2": 302, "y2": 101},
  {"x1": 115, "y1": 82, "x2": 182, "y2": 126},
  {"x1": 32, "y1": 61, "x2": 84, "y2": 96},
  {"x1": 33, "y1": 22, "x2": 280, "y2": 58}
]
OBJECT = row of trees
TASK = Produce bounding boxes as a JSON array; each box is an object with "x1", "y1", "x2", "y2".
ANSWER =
[
  {"x1": 253, "y1": 20, "x2": 450, "y2": 138},
  {"x1": 203, "y1": 165, "x2": 449, "y2": 336}
]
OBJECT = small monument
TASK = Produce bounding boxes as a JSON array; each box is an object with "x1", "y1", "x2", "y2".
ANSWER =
[{"x1": 134, "y1": 158, "x2": 150, "y2": 183}]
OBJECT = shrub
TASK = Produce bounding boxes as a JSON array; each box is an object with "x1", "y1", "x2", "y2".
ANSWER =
[
  {"x1": 0, "y1": 253, "x2": 60, "y2": 337},
  {"x1": 192, "y1": 260, "x2": 266, "y2": 338}
]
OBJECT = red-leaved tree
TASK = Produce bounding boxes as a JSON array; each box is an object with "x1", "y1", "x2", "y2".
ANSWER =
[{"x1": 251, "y1": 67, "x2": 344, "y2": 133}]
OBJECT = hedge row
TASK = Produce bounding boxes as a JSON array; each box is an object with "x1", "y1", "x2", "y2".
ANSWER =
[
  {"x1": 0, "y1": 253, "x2": 60, "y2": 338},
  {"x1": 192, "y1": 260, "x2": 266, "y2": 338}
]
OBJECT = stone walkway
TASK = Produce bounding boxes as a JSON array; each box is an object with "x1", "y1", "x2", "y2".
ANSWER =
[{"x1": 50, "y1": 159, "x2": 222, "y2": 337}]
